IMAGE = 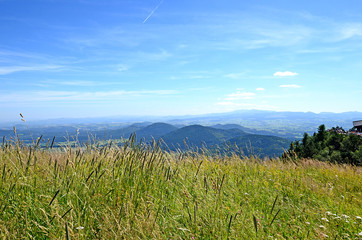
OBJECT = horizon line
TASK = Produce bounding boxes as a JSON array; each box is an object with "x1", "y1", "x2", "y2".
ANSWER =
[{"x1": 1, "y1": 109, "x2": 362, "y2": 125}]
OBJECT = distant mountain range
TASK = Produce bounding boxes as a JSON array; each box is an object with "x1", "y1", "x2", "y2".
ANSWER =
[
  {"x1": 2, "y1": 109, "x2": 360, "y2": 139},
  {"x1": 1, "y1": 110, "x2": 361, "y2": 157},
  {"x1": 166, "y1": 110, "x2": 362, "y2": 139},
  {"x1": 1, "y1": 122, "x2": 289, "y2": 158}
]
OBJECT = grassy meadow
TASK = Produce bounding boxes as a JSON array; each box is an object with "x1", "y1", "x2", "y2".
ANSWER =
[{"x1": 0, "y1": 135, "x2": 361, "y2": 239}]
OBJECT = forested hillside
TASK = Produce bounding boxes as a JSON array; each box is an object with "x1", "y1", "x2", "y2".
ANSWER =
[{"x1": 286, "y1": 125, "x2": 362, "y2": 165}]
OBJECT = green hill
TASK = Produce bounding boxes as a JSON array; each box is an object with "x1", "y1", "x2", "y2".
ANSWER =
[
  {"x1": 134, "y1": 122, "x2": 178, "y2": 141},
  {"x1": 160, "y1": 125, "x2": 289, "y2": 157},
  {"x1": 161, "y1": 125, "x2": 246, "y2": 150},
  {"x1": 226, "y1": 134, "x2": 290, "y2": 157}
]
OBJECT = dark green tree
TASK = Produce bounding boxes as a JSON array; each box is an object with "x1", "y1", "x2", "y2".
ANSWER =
[{"x1": 286, "y1": 124, "x2": 361, "y2": 165}]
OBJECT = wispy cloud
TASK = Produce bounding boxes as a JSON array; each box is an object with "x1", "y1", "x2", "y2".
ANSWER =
[
  {"x1": 57, "y1": 80, "x2": 110, "y2": 87},
  {"x1": 280, "y1": 84, "x2": 301, "y2": 88},
  {"x1": 337, "y1": 23, "x2": 362, "y2": 41},
  {"x1": 216, "y1": 101, "x2": 277, "y2": 112},
  {"x1": 217, "y1": 102, "x2": 255, "y2": 107},
  {"x1": 189, "y1": 75, "x2": 211, "y2": 79},
  {"x1": 208, "y1": 15, "x2": 314, "y2": 50},
  {"x1": 0, "y1": 65, "x2": 63, "y2": 75},
  {"x1": 225, "y1": 91, "x2": 256, "y2": 101},
  {"x1": 224, "y1": 72, "x2": 246, "y2": 79},
  {"x1": 117, "y1": 64, "x2": 129, "y2": 72},
  {"x1": 274, "y1": 71, "x2": 298, "y2": 77},
  {"x1": 0, "y1": 89, "x2": 178, "y2": 103},
  {"x1": 33, "y1": 79, "x2": 130, "y2": 88},
  {"x1": 169, "y1": 72, "x2": 213, "y2": 80},
  {"x1": 62, "y1": 25, "x2": 158, "y2": 50},
  {"x1": 133, "y1": 49, "x2": 171, "y2": 62},
  {"x1": 215, "y1": 88, "x2": 278, "y2": 112},
  {"x1": 0, "y1": 50, "x2": 46, "y2": 61}
]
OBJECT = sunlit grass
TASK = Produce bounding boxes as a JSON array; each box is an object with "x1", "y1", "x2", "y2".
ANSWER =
[{"x1": 0, "y1": 136, "x2": 361, "y2": 239}]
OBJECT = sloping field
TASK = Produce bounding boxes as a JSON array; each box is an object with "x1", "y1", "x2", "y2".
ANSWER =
[{"x1": 0, "y1": 138, "x2": 361, "y2": 239}]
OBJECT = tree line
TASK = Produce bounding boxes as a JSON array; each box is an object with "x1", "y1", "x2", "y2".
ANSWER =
[{"x1": 284, "y1": 125, "x2": 362, "y2": 165}]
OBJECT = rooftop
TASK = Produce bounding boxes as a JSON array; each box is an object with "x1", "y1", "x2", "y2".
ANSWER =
[{"x1": 353, "y1": 120, "x2": 362, "y2": 127}]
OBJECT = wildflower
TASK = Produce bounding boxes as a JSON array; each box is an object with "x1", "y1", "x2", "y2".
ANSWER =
[
  {"x1": 358, "y1": 231, "x2": 362, "y2": 236},
  {"x1": 245, "y1": 192, "x2": 249, "y2": 195},
  {"x1": 341, "y1": 214, "x2": 349, "y2": 219},
  {"x1": 76, "y1": 226, "x2": 84, "y2": 230},
  {"x1": 321, "y1": 218, "x2": 329, "y2": 222},
  {"x1": 326, "y1": 211, "x2": 333, "y2": 216},
  {"x1": 334, "y1": 216, "x2": 341, "y2": 220}
]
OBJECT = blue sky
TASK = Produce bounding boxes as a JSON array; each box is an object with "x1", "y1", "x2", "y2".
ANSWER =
[{"x1": 1, "y1": 0, "x2": 361, "y2": 122}]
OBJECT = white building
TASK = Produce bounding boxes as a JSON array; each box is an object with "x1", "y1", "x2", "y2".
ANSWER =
[{"x1": 353, "y1": 120, "x2": 362, "y2": 132}]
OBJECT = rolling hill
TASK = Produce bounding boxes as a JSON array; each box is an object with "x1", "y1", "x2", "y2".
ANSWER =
[
  {"x1": 161, "y1": 125, "x2": 242, "y2": 149},
  {"x1": 158, "y1": 124, "x2": 289, "y2": 157},
  {"x1": 1, "y1": 121, "x2": 292, "y2": 157},
  {"x1": 225, "y1": 134, "x2": 290, "y2": 157},
  {"x1": 134, "y1": 122, "x2": 179, "y2": 141}
]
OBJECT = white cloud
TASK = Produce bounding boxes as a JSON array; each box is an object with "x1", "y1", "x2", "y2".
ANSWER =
[
  {"x1": 0, "y1": 65, "x2": 62, "y2": 75},
  {"x1": 256, "y1": 88, "x2": 265, "y2": 91},
  {"x1": 280, "y1": 84, "x2": 301, "y2": 88},
  {"x1": 273, "y1": 71, "x2": 298, "y2": 77},
  {"x1": 225, "y1": 91, "x2": 255, "y2": 100}
]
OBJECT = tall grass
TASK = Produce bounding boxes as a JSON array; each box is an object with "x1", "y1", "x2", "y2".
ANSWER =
[{"x1": 0, "y1": 135, "x2": 361, "y2": 239}]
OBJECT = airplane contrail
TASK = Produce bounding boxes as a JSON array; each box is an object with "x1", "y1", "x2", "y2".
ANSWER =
[{"x1": 143, "y1": 0, "x2": 164, "y2": 24}]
